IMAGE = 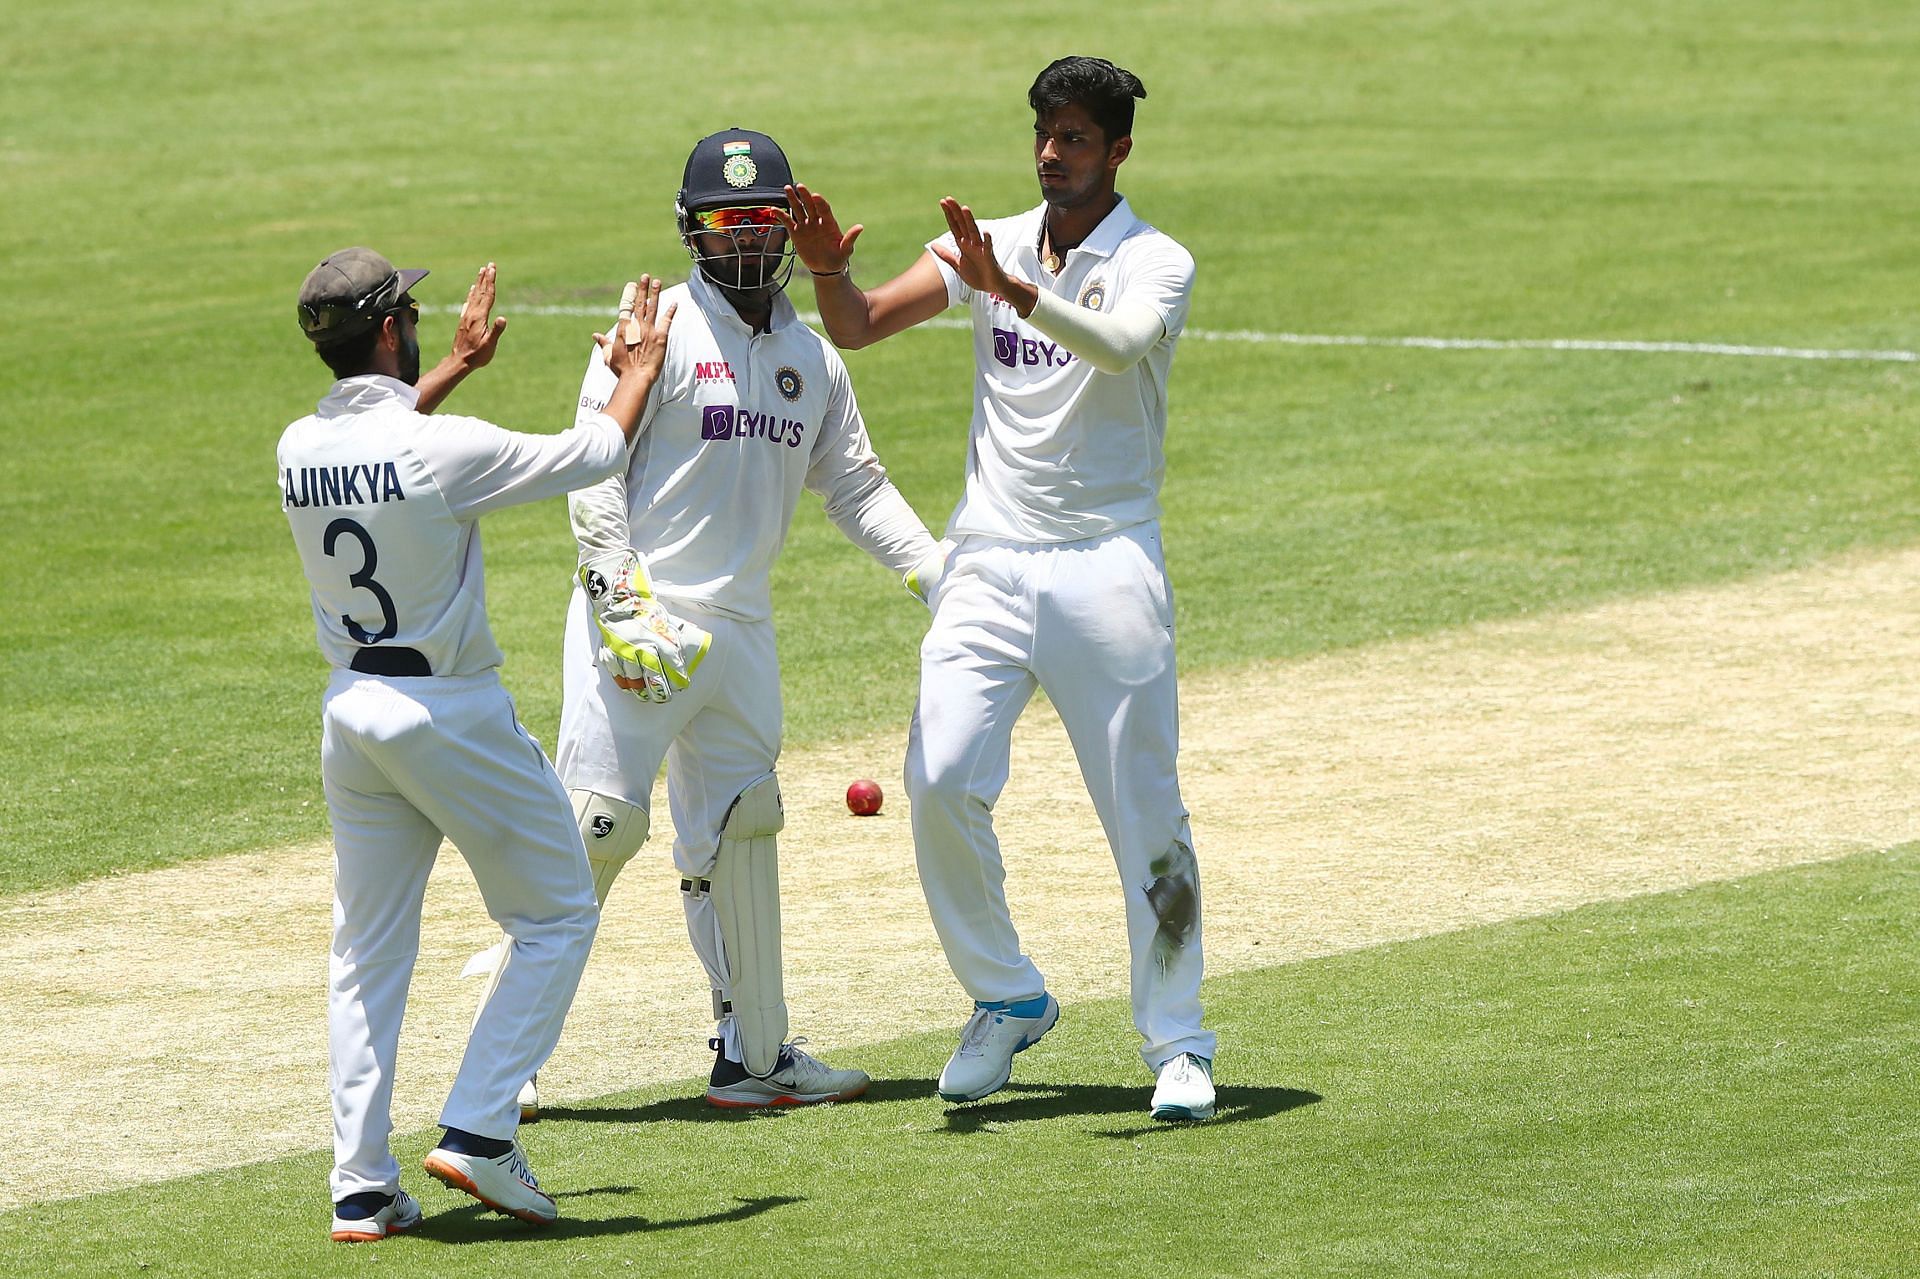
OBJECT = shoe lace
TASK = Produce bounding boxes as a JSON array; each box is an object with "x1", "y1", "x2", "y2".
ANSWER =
[
  {"x1": 506, "y1": 1141, "x2": 540, "y2": 1190},
  {"x1": 956, "y1": 1006, "x2": 999, "y2": 1056},
  {"x1": 1162, "y1": 1053, "x2": 1206, "y2": 1088}
]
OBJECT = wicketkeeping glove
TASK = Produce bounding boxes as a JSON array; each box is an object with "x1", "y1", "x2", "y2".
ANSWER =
[{"x1": 578, "y1": 549, "x2": 712, "y2": 703}]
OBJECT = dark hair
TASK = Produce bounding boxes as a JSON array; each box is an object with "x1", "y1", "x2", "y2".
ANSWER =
[
  {"x1": 1029, "y1": 56, "x2": 1147, "y2": 143},
  {"x1": 314, "y1": 326, "x2": 380, "y2": 378}
]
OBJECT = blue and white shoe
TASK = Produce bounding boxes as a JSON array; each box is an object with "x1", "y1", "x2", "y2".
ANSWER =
[
  {"x1": 706, "y1": 1039, "x2": 871, "y2": 1108},
  {"x1": 330, "y1": 1189, "x2": 422, "y2": 1242},
  {"x1": 1149, "y1": 1051, "x2": 1216, "y2": 1121},
  {"x1": 937, "y1": 993, "x2": 1060, "y2": 1102},
  {"x1": 423, "y1": 1139, "x2": 556, "y2": 1225}
]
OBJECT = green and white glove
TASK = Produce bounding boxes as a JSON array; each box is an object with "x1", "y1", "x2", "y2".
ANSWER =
[
  {"x1": 578, "y1": 549, "x2": 712, "y2": 704},
  {"x1": 905, "y1": 540, "x2": 957, "y2": 609}
]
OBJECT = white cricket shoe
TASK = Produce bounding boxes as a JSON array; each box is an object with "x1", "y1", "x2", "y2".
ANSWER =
[
  {"x1": 518, "y1": 1075, "x2": 540, "y2": 1123},
  {"x1": 1150, "y1": 1051, "x2": 1216, "y2": 1121},
  {"x1": 706, "y1": 1039, "x2": 871, "y2": 1108},
  {"x1": 422, "y1": 1139, "x2": 556, "y2": 1225},
  {"x1": 938, "y1": 993, "x2": 1060, "y2": 1102},
  {"x1": 330, "y1": 1189, "x2": 422, "y2": 1242}
]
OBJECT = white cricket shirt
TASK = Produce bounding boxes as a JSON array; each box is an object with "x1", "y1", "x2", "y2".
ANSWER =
[
  {"x1": 573, "y1": 270, "x2": 919, "y2": 622},
  {"x1": 279, "y1": 375, "x2": 626, "y2": 676},
  {"x1": 928, "y1": 196, "x2": 1194, "y2": 542}
]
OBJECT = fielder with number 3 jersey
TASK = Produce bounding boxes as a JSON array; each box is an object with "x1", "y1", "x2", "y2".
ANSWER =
[
  {"x1": 465, "y1": 128, "x2": 939, "y2": 1113},
  {"x1": 281, "y1": 248, "x2": 674, "y2": 1240},
  {"x1": 784, "y1": 56, "x2": 1218, "y2": 1121}
]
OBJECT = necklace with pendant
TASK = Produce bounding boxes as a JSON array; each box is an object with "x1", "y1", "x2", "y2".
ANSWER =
[{"x1": 1040, "y1": 225, "x2": 1068, "y2": 275}]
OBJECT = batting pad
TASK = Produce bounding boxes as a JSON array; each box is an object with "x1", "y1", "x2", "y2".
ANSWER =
[
  {"x1": 570, "y1": 789, "x2": 649, "y2": 907},
  {"x1": 711, "y1": 772, "x2": 788, "y2": 1077}
]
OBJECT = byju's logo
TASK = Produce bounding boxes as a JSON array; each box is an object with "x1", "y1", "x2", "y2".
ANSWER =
[
  {"x1": 992, "y1": 328, "x2": 1017, "y2": 367},
  {"x1": 991, "y1": 326, "x2": 1074, "y2": 371},
  {"x1": 702, "y1": 404, "x2": 735, "y2": 440}
]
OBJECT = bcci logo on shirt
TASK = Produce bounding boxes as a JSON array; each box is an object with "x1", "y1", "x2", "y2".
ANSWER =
[
  {"x1": 775, "y1": 366, "x2": 804, "y2": 401},
  {"x1": 1078, "y1": 279, "x2": 1107, "y2": 311}
]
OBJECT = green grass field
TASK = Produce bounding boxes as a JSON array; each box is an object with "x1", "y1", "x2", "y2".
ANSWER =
[
  {"x1": 5, "y1": 850, "x2": 1914, "y2": 1277},
  {"x1": 3, "y1": 0, "x2": 1917, "y2": 890},
  {"x1": 4, "y1": 0, "x2": 1918, "y2": 1272}
]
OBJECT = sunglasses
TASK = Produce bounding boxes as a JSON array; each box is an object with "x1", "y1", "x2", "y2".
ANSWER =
[
  {"x1": 691, "y1": 206, "x2": 785, "y2": 236},
  {"x1": 299, "y1": 271, "x2": 415, "y2": 333}
]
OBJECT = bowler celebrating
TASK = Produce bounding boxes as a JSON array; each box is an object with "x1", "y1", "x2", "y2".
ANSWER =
[{"x1": 782, "y1": 57, "x2": 1217, "y2": 1120}]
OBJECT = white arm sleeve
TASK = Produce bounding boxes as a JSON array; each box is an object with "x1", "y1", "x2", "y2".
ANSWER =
[
  {"x1": 568, "y1": 342, "x2": 652, "y2": 563},
  {"x1": 569, "y1": 471, "x2": 631, "y2": 562},
  {"x1": 1024, "y1": 287, "x2": 1168, "y2": 375},
  {"x1": 806, "y1": 356, "x2": 937, "y2": 575},
  {"x1": 828, "y1": 480, "x2": 938, "y2": 576},
  {"x1": 417, "y1": 413, "x2": 626, "y2": 522}
]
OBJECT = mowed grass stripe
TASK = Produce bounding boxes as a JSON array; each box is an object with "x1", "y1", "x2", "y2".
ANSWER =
[
  {"x1": 424, "y1": 302, "x2": 1920, "y2": 363},
  {"x1": 4, "y1": 849, "x2": 1913, "y2": 1278}
]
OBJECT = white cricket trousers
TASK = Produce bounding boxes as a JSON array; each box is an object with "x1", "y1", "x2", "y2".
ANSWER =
[
  {"x1": 321, "y1": 670, "x2": 598, "y2": 1200},
  {"x1": 556, "y1": 599, "x2": 782, "y2": 1061},
  {"x1": 905, "y1": 523, "x2": 1215, "y2": 1070}
]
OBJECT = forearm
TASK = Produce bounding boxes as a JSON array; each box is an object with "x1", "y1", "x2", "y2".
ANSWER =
[
  {"x1": 809, "y1": 268, "x2": 879, "y2": 349},
  {"x1": 826, "y1": 478, "x2": 937, "y2": 576},
  {"x1": 412, "y1": 353, "x2": 478, "y2": 415},
  {"x1": 602, "y1": 364, "x2": 661, "y2": 444},
  {"x1": 569, "y1": 472, "x2": 632, "y2": 563},
  {"x1": 1024, "y1": 290, "x2": 1166, "y2": 375},
  {"x1": 813, "y1": 252, "x2": 953, "y2": 351}
]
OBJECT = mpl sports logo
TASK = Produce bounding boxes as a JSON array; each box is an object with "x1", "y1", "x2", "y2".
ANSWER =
[
  {"x1": 992, "y1": 326, "x2": 1075, "y2": 370},
  {"x1": 701, "y1": 403, "x2": 806, "y2": 448},
  {"x1": 695, "y1": 360, "x2": 736, "y2": 384}
]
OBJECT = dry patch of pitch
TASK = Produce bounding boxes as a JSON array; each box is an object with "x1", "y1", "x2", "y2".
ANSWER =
[{"x1": 6, "y1": 547, "x2": 1920, "y2": 1208}]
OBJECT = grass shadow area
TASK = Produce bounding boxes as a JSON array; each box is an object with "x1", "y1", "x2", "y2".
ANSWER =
[
  {"x1": 409, "y1": 1191, "x2": 803, "y2": 1244},
  {"x1": 6, "y1": 848, "x2": 1918, "y2": 1277}
]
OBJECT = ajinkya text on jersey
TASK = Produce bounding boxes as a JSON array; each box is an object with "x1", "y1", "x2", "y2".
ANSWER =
[{"x1": 283, "y1": 462, "x2": 406, "y2": 509}]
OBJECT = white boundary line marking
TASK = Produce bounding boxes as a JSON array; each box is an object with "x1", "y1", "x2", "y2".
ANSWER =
[{"x1": 421, "y1": 304, "x2": 1918, "y2": 364}]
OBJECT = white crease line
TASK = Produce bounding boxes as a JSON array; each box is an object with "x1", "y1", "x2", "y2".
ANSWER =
[{"x1": 420, "y1": 305, "x2": 1918, "y2": 363}]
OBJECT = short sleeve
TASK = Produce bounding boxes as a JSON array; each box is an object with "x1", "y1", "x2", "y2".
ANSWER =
[
  {"x1": 924, "y1": 236, "x2": 972, "y2": 307},
  {"x1": 1122, "y1": 240, "x2": 1196, "y2": 340}
]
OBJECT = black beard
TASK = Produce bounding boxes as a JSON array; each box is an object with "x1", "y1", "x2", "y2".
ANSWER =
[{"x1": 398, "y1": 329, "x2": 421, "y2": 385}]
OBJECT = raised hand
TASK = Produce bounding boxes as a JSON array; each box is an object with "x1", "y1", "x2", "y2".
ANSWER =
[
  {"x1": 930, "y1": 198, "x2": 1015, "y2": 296},
  {"x1": 597, "y1": 274, "x2": 677, "y2": 380},
  {"x1": 451, "y1": 262, "x2": 509, "y2": 370},
  {"x1": 777, "y1": 183, "x2": 863, "y2": 276}
]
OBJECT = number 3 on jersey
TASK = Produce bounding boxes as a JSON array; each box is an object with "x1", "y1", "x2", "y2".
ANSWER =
[{"x1": 323, "y1": 517, "x2": 398, "y2": 644}]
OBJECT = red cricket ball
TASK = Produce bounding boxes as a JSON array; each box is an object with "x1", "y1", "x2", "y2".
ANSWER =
[{"x1": 846, "y1": 778, "x2": 883, "y2": 816}]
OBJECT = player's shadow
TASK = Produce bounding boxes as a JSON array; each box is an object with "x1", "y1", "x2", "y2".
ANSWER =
[
  {"x1": 937, "y1": 1081, "x2": 1322, "y2": 1138},
  {"x1": 545, "y1": 1077, "x2": 933, "y2": 1125},
  {"x1": 547, "y1": 1077, "x2": 1319, "y2": 1138},
  {"x1": 412, "y1": 1190, "x2": 803, "y2": 1242}
]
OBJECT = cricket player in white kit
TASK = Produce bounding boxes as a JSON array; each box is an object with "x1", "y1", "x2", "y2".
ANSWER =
[
  {"x1": 784, "y1": 57, "x2": 1217, "y2": 1120},
  {"x1": 281, "y1": 248, "x2": 676, "y2": 1239},
  {"x1": 471, "y1": 128, "x2": 940, "y2": 1110}
]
